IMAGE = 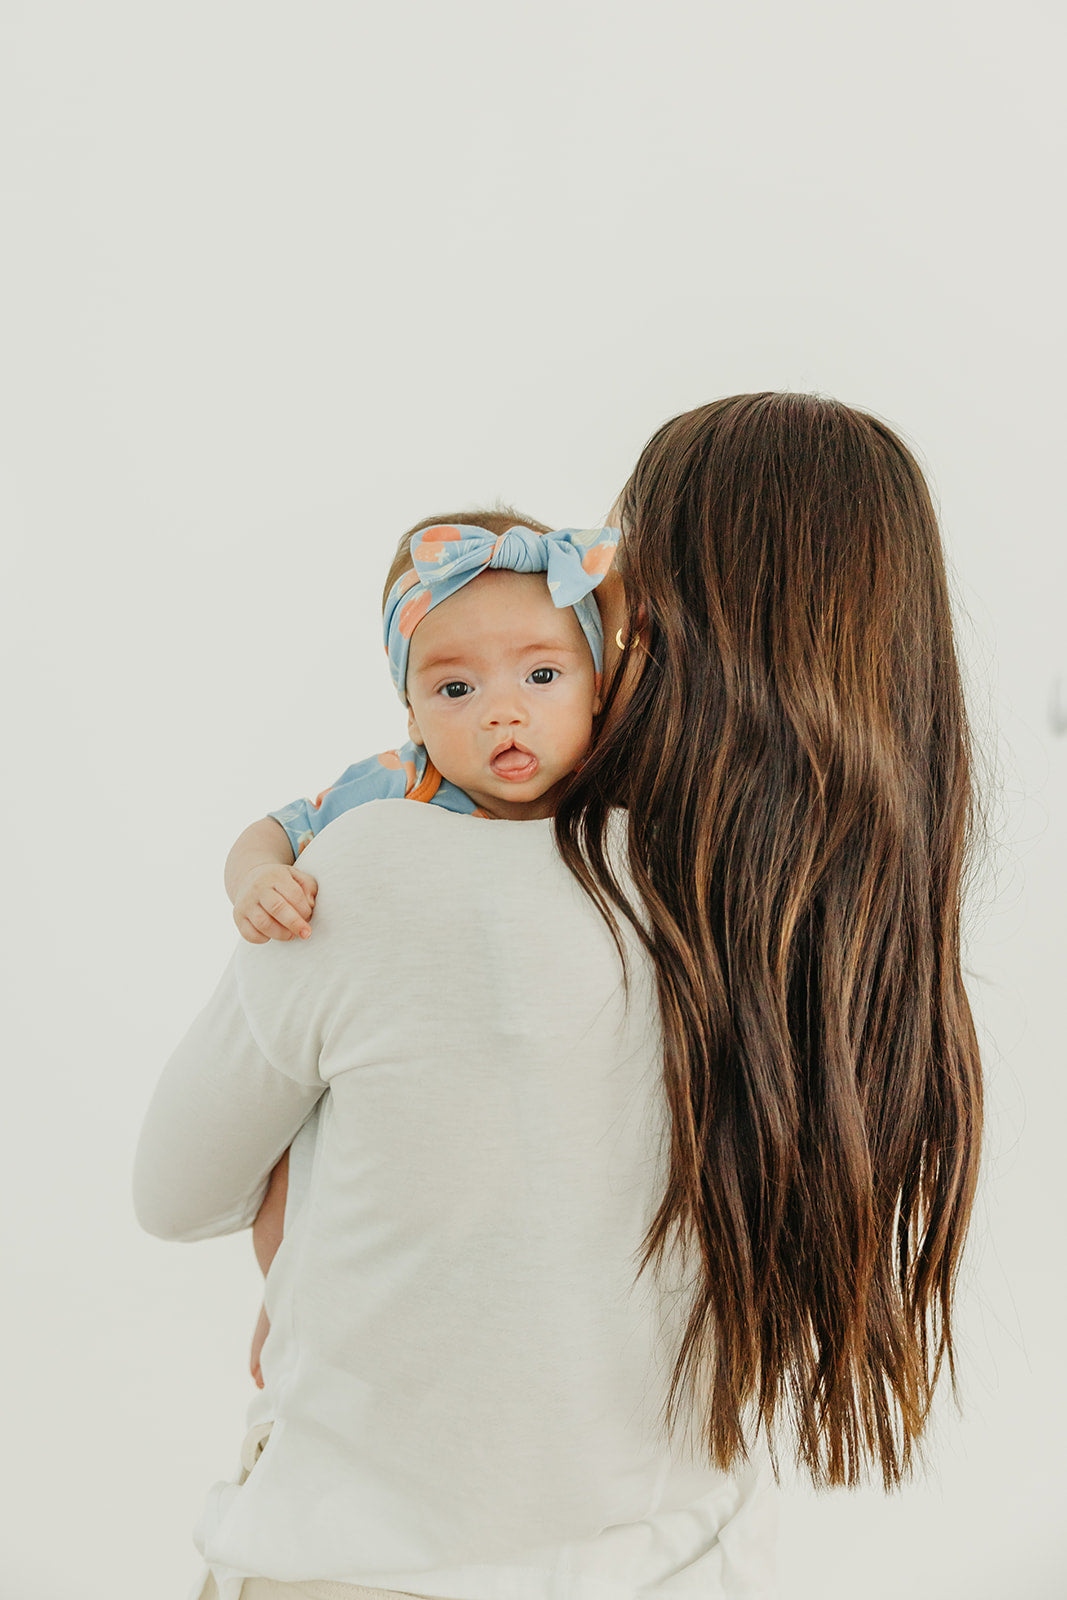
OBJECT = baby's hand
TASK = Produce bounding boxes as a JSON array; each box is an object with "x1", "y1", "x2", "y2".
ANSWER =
[{"x1": 234, "y1": 864, "x2": 318, "y2": 943}]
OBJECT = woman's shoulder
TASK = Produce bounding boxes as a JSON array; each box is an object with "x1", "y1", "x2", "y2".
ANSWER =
[
  {"x1": 292, "y1": 804, "x2": 634, "y2": 914},
  {"x1": 295, "y1": 800, "x2": 556, "y2": 875}
]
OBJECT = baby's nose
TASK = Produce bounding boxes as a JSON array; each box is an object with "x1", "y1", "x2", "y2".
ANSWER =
[{"x1": 483, "y1": 689, "x2": 527, "y2": 726}]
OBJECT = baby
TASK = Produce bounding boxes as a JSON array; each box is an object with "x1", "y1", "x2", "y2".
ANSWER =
[
  {"x1": 227, "y1": 506, "x2": 620, "y2": 1383},
  {"x1": 225, "y1": 509, "x2": 619, "y2": 937}
]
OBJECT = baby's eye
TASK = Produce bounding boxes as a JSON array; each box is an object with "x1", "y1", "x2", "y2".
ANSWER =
[
  {"x1": 528, "y1": 668, "x2": 559, "y2": 686},
  {"x1": 439, "y1": 680, "x2": 473, "y2": 699}
]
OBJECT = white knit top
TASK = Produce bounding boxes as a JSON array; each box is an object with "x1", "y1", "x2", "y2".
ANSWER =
[{"x1": 135, "y1": 802, "x2": 777, "y2": 1600}]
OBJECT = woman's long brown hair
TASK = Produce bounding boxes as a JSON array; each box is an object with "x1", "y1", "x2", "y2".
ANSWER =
[{"x1": 556, "y1": 393, "x2": 983, "y2": 1488}]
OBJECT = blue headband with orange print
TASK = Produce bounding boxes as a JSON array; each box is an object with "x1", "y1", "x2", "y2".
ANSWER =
[{"x1": 383, "y1": 523, "x2": 621, "y2": 702}]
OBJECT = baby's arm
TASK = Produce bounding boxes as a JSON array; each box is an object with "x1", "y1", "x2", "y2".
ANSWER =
[
  {"x1": 226, "y1": 817, "x2": 318, "y2": 944},
  {"x1": 250, "y1": 1148, "x2": 290, "y2": 1389},
  {"x1": 229, "y1": 747, "x2": 425, "y2": 942}
]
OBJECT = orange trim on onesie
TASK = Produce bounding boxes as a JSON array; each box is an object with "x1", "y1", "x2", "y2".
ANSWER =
[{"x1": 406, "y1": 756, "x2": 443, "y2": 804}]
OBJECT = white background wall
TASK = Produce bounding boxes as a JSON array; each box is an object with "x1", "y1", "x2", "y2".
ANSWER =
[{"x1": 2, "y1": 3, "x2": 1063, "y2": 1597}]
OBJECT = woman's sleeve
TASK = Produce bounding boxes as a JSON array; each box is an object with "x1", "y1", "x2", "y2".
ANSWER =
[{"x1": 133, "y1": 954, "x2": 324, "y2": 1243}]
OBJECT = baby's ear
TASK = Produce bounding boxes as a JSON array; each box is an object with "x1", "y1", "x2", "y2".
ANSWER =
[{"x1": 406, "y1": 704, "x2": 425, "y2": 747}]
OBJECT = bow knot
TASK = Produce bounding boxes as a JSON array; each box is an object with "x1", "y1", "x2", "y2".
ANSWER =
[{"x1": 384, "y1": 522, "x2": 620, "y2": 701}]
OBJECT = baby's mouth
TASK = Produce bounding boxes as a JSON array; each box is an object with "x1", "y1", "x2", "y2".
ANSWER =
[{"x1": 489, "y1": 740, "x2": 540, "y2": 782}]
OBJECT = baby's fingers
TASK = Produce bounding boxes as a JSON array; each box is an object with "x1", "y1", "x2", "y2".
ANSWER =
[
  {"x1": 260, "y1": 886, "x2": 312, "y2": 940},
  {"x1": 235, "y1": 907, "x2": 270, "y2": 943},
  {"x1": 238, "y1": 903, "x2": 300, "y2": 943},
  {"x1": 291, "y1": 867, "x2": 318, "y2": 904},
  {"x1": 281, "y1": 877, "x2": 316, "y2": 924}
]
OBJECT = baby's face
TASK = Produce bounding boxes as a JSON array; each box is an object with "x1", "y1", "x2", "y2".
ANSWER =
[{"x1": 405, "y1": 570, "x2": 600, "y2": 820}]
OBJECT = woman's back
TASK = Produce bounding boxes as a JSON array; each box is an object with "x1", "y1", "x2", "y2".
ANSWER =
[{"x1": 137, "y1": 801, "x2": 776, "y2": 1599}]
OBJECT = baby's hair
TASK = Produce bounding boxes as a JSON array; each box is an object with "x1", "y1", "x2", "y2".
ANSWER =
[{"x1": 382, "y1": 506, "x2": 553, "y2": 610}]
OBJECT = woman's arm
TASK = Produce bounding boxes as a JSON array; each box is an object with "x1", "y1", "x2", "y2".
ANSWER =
[{"x1": 133, "y1": 957, "x2": 323, "y2": 1242}]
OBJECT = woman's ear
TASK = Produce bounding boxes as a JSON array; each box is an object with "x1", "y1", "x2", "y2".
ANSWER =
[
  {"x1": 616, "y1": 605, "x2": 649, "y2": 652},
  {"x1": 631, "y1": 602, "x2": 652, "y2": 655},
  {"x1": 407, "y1": 704, "x2": 425, "y2": 747}
]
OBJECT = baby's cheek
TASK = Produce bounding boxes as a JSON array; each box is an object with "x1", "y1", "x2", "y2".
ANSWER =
[
  {"x1": 564, "y1": 705, "x2": 597, "y2": 766},
  {"x1": 419, "y1": 711, "x2": 473, "y2": 780}
]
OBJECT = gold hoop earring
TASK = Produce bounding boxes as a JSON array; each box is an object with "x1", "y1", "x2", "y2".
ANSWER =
[{"x1": 615, "y1": 627, "x2": 628, "y2": 650}]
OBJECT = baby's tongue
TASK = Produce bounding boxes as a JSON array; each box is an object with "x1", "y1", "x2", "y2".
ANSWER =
[{"x1": 493, "y1": 747, "x2": 534, "y2": 773}]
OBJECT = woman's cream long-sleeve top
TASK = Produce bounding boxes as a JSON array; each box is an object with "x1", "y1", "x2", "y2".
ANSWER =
[{"x1": 134, "y1": 802, "x2": 776, "y2": 1600}]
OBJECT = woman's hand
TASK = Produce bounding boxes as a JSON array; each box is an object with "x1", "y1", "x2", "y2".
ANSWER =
[{"x1": 233, "y1": 864, "x2": 318, "y2": 943}]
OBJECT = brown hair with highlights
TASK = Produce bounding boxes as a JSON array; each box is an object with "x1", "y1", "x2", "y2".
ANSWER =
[{"x1": 556, "y1": 393, "x2": 983, "y2": 1488}]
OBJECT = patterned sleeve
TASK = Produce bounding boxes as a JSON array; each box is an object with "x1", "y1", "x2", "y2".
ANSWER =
[{"x1": 268, "y1": 744, "x2": 426, "y2": 857}]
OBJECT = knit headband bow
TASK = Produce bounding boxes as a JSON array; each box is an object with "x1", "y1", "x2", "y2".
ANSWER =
[{"x1": 383, "y1": 523, "x2": 621, "y2": 701}]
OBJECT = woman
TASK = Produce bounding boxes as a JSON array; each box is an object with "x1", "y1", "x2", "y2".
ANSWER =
[{"x1": 136, "y1": 392, "x2": 982, "y2": 1599}]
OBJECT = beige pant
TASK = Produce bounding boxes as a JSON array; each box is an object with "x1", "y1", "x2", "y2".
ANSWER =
[{"x1": 199, "y1": 1576, "x2": 434, "y2": 1600}]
